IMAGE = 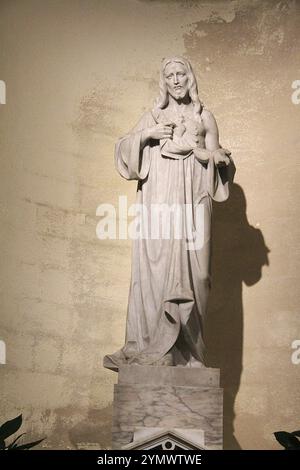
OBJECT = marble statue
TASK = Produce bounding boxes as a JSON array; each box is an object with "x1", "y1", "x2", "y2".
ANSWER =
[{"x1": 104, "y1": 57, "x2": 234, "y2": 372}]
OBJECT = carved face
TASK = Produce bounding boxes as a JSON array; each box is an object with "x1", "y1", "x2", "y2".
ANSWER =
[{"x1": 164, "y1": 62, "x2": 189, "y2": 101}]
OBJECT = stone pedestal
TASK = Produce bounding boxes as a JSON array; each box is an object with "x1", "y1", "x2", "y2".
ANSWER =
[{"x1": 112, "y1": 365, "x2": 223, "y2": 450}]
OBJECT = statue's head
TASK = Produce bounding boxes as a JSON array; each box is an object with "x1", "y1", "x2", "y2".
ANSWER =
[
  {"x1": 163, "y1": 59, "x2": 190, "y2": 102},
  {"x1": 153, "y1": 56, "x2": 203, "y2": 120}
]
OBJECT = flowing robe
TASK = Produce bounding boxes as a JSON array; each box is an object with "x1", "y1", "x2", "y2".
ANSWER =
[{"x1": 103, "y1": 110, "x2": 234, "y2": 371}]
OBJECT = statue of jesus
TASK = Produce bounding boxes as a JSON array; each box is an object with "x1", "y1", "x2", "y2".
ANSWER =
[{"x1": 104, "y1": 56, "x2": 234, "y2": 371}]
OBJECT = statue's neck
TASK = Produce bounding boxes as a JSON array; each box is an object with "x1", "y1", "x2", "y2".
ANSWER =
[{"x1": 168, "y1": 94, "x2": 192, "y2": 112}]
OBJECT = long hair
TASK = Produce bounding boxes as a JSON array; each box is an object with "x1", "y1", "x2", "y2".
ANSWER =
[{"x1": 152, "y1": 56, "x2": 204, "y2": 123}]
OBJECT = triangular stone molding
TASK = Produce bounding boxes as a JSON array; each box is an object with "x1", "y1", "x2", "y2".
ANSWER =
[{"x1": 122, "y1": 427, "x2": 208, "y2": 450}]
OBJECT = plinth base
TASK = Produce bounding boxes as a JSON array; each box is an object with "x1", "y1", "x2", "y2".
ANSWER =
[{"x1": 112, "y1": 365, "x2": 223, "y2": 450}]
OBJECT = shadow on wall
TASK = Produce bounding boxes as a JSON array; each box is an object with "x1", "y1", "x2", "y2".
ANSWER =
[{"x1": 205, "y1": 183, "x2": 270, "y2": 450}]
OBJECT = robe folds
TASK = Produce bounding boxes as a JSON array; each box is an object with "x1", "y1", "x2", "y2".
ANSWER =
[{"x1": 103, "y1": 111, "x2": 235, "y2": 371}]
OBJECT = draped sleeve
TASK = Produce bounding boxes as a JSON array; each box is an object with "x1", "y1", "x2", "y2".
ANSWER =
[
  {"x1": 193, "y1": 147, "x2": 235, "y2": 202},
  {"x1": 206, "y1": 150, "x2": 236, "y2": 202},
  {"x1": 114, "y1": 112, "x2": 155, "y2": 181}
]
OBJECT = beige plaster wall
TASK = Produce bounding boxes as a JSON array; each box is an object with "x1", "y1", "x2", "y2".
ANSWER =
[{"x1": 0, "y1": 0, "x2": 299, "y2": 449}]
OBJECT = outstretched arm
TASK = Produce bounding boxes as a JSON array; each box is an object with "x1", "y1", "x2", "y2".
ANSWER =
[{"x1": 202, "y1": 109, "x2": 231, "y2": 166}]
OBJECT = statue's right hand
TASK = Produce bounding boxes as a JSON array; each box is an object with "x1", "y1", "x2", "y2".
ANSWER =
[{"x1": 147, "y1": 123, "x2": 174, "y2": 140}]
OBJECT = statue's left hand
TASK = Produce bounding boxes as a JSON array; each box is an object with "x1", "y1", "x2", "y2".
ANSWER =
[{"x1": 212, "y1": 148, "x2": 231, "y2": 167}]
